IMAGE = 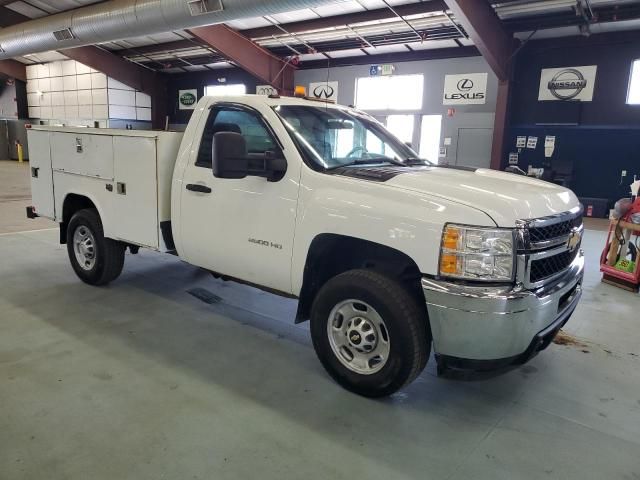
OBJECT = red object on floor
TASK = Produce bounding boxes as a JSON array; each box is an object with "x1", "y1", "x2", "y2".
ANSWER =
[{"x1": 600, "y1": 197, "x2": 640, "y2": 290}]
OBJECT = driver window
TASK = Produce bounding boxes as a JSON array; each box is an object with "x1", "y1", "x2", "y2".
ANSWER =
[{"x1": 196, "y1": 107, "x2": 277, "y2": 168}]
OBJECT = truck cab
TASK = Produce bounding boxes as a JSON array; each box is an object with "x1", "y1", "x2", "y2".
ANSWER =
[{"x1": 28, "y1": 94, "x2": 584, "y2": 397}]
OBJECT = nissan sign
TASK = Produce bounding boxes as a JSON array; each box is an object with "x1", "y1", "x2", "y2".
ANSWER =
[
  {"x1": 538, "y1": 66, "x2": 597, "y2": 102},
  {"x1": 443, "y1": 73, "x2": 488, "y2": 105}
]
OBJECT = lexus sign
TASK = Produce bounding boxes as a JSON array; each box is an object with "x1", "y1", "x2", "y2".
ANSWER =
[
  {"x1": 443, "y1": 73, "x2": 488, "y2": 105},
  {"x1": 538, "y1": 66, "x2": 597, "y2": 102}
]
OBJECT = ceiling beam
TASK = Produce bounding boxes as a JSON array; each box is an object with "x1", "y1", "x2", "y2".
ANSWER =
[
  {"x1": 188, "y1": 25, "x2": 295, "y2": 93},
  {"x1": 299, "y1": 45, "x2": 480, "y2": 69},
  {"x1": 443, "y1": 0, "x2": 516, "y2": 82},
  {"x1": 242, "y1": 0, "x2": 448, "y2": 39},
  {"x1": 0, "y1": 5, "x2": 30, "y2": 27},
  {"x1": 0, "y1": 59, "x2": 26, "y2": 81},
  {"x1": 115, "y1": 39, "x2": 201, "y2": 58},
  {"x1": 62, "y1": 46, "x2": 159, "y2": 96},
  {"x1": 443, "y1": 1, "x2": 517, "y2": 171}
]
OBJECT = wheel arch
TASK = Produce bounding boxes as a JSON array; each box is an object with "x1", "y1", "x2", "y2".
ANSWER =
[
  {"x1": 59, "y1": 193, "x2": 103, "y2": 244},
  {"x1": 295, "y1": 233, "x2": 426, "y2": 323}
]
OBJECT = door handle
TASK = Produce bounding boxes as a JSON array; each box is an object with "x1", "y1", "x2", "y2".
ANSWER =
[{"x1": 186, "y1": 183, "x2": 212, "y2": 194}]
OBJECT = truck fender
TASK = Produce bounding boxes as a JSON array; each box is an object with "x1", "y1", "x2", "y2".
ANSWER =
[
  {"x1": 59, "y1": 192, "x2": 105, "y2": 244},
  {"x1": 294, "y1": 233, "x2": 426, "y2": 324}
]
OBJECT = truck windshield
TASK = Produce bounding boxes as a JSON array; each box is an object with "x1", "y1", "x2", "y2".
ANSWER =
[{"x1": 273, "y1": 105, "x2": 431, "y2": 170}]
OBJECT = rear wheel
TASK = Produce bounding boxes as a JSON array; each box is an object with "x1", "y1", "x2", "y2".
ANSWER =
[
  {"x1": 66, "y1": 208, "x2": 125, "y2": 286},
  {"x1": 310, "y1": 269, "x2": 430, "y2": 397}
]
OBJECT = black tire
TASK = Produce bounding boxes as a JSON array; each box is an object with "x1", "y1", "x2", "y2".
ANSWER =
[
  {"x1": 66, "y1": 208, "x2": 125, "y2": 286},
  {"x1": 310, "y1": 269, "x2": 430, "y2": 397}
]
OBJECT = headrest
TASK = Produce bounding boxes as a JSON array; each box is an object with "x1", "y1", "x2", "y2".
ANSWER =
[{"x1": 212, "y1": 122, "x2": 241, "y2": 134}]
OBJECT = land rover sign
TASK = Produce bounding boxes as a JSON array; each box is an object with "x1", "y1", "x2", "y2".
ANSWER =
[
  {"x1": 538, "y1": 66, "x2": 597, "y2": 102},
  {"x1": 178, "y1": 89, "x2": 198, "y2": 110}
]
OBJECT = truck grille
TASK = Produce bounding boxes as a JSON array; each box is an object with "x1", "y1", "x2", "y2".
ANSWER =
[
  {"x1": 528, "y1": 214, "x2": 583, "y2": 244},
  {"x1": 518, "y1": 209, "x2": 584, "y2": 286},
  {"x1": 530, "y1": 248, "x2": 580, "y2": 283}
]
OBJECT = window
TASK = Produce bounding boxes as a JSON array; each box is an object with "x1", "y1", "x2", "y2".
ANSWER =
[
  {"x1": 386, "y1": 115, "x2": 415, "y2": 145},
  {"x1": 275, "y1": 105, "x2": 425, "y2": 170},
  {"x1": 355, "y1": 75, "x2": 423, "y2": 110},
  {"x1": 196, "y1": 107, "x2": 277, "y2": 168},
  {"x1": 627, "y1": 59, "x2": 640, "y2": 105},
  {"x1": 204, "y1": 84, "x2": 247, "y2": 96},
  {"x1": 419, "y1": 115, "x2": 443, "y2": 164}
]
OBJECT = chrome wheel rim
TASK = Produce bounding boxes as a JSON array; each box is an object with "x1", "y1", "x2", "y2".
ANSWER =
[
  {"x1": 73, "y1": 225, "x2": 97, "y2": 271},
  {"x1": 327, "y1": 299, "x2": 390, "y2": 375}
]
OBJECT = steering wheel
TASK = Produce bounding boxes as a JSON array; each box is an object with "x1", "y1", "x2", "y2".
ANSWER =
[{"x1": 346, "y1": 146, "x2": 368, "y2": 158}]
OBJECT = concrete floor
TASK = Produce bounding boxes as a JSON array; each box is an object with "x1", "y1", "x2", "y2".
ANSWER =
[{"x1": 1, "y1": 159, "x2": 640, "y2": 480}]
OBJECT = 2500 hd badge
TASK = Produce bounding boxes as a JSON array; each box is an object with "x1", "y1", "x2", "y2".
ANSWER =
[{"x1": 248, "y1": 238, "x2": 283, "y2": 250}]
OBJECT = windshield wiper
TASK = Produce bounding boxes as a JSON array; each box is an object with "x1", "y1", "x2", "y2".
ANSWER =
[
  {"x1": 404, "y1": 157, "x2": 430, "y2": 166},
  {"x1": 329, "y1": 158, "x2": 404, "y2": 170}
]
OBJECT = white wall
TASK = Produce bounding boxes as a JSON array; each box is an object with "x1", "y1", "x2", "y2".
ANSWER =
[
  {"x1": 25, "y1": 59, "x2": 151, "y2": 126},
  {"x1": 295, "y1": 56, "x2": 498, "y2": 165}
]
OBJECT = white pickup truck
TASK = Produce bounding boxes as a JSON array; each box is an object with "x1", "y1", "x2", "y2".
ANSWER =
[{"x1": 27, "y1": 94, "x2": 584, "y2": 397}]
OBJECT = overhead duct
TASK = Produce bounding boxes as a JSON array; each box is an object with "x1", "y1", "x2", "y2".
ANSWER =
[{"x1": 0, "y1": 0, "x2": 345, "y2": 60}]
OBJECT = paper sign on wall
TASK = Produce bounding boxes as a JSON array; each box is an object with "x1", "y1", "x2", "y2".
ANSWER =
[
  {"x1": 443, "y1": 73, "x2": 488, "y2": 105},
  {"x1": 516, "y1": 136, "x2": 527, "y2": 148},
  {"x1": 527, "y1": 136, "x2": 538, "y2": 149},
  {"x1": 545, "y1": 136, "x2": 556, "y2": 158},
  {"x1": 309, "y1": 81, "x2": 339, "y2": 102},
  {"x1": 178, "y1": 89, "x2": 198, "y2": 110},
  {"x1": 538, "y1": 65, "x2": 597, "y2": 102},
  {"x1": 509, "y1": 152, "x2": 519, "y2": 165},
  {"x1": 256, "y1": 85, "x2": 278, "y2": 96}
]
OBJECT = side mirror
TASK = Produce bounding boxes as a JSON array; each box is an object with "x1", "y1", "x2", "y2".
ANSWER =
[{"x1": 212, "y1": 132, "x2": 249, "y2": 179}]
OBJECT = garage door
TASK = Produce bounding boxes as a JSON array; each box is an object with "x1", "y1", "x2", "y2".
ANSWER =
[{"x1": 456, "y1": 128, "x2": 493, "y2": 169}]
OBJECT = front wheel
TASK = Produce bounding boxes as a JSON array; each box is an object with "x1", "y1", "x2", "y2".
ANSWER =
[
  {"x1": 67, "y1": 208, "x2": 125, "y2": 286},
  {"x1": 310, "y1": 269, "x2": 430, "y2": 397}
]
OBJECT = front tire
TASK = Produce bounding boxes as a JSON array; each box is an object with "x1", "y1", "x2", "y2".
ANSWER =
[
  {"x1": 67, "y1": 208, "x2": 125, "y2": 286},
  {"x1": 310, "y1": 269, "x2": 430, "y2": 397}
]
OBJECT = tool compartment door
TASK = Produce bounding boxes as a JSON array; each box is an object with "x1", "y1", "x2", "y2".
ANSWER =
[
  {"x1": 50, "y1": 132, "x2": 114, "y2": 179},
  {"x1": 110, "y1": 136, "x2": 159, "y2": 249},
  {"x1": 27, "y1": 130, "x2": 55, "y2": 219}
]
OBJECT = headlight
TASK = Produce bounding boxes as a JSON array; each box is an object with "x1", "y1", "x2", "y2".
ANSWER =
[{"x1": 439, "y1": 224, "x2": 515, "y2": 282}]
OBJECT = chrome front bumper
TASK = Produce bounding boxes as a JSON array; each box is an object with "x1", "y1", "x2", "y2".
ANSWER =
[{"x1": 422, "y1": 250, "x2": 584, "y2": 367}]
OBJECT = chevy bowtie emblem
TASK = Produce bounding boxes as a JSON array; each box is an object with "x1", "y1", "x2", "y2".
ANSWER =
[{"x1": 567, "y1": 229, "x2": 582, "y2": 252}]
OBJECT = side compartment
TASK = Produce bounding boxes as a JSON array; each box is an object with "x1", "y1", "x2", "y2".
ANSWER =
[
  {"x1": 27, "y1": 130, "x2": 55, "y2": 219},
  {"x1": 50, "y1": 132, "x2": 114, "y2": 179},
  {"x1": 110, "y1": 136, "x2": 159, "y2": 249}
]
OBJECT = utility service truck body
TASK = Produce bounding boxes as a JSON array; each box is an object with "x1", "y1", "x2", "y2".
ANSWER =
[{"x1": 27, "y1": 95, "x2": 584, "y2": 397}]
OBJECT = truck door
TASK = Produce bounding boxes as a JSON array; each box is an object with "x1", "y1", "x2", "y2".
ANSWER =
[{"x1": 179, "y1": 103, "x2": 300, "y2": 294}]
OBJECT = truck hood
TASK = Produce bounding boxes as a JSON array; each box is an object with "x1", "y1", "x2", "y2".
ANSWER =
[{"x1": 381, "y1": 166, "x2": 579, "y2": 226}]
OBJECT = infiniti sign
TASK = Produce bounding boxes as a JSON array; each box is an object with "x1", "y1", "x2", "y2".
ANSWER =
[
  {"x1": 309, "y1": 81, "x2": 339, "y2": 101},
  {"x1": 313, "y1": 85, "x2": 335, "y2": 99}
]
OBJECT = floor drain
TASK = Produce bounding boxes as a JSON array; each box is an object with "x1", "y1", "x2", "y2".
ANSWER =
[{"x1": 187, "y1": 288, "x2": 222, "y2": 305}]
